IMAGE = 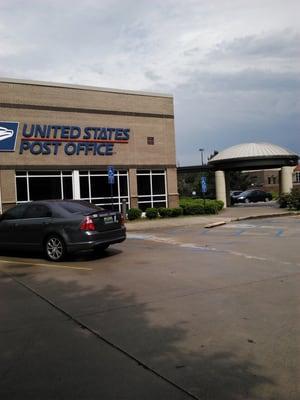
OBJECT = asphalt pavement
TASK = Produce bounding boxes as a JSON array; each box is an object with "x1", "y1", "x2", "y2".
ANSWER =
[
  {"x1": 0, "y1": 205, "x2": 299, "y2": 400},
  {"x1": 126, "y1": 201, "x2": 295, "y2": 231}
]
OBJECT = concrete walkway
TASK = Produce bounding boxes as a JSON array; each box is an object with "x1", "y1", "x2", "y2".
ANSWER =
[{"x1": 125, "y1": 203, "x2": 297, "y2": 231}]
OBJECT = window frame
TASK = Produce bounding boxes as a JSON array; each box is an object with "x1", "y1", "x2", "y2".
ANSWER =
[
  {"x1": 136, "y1": 169, "x2": 167, "y2": 209},
  {"x1": 78, "y1": 170, "x2": 130, "y2": 212},
  {"x1": 15, "y1": 171, "x2": 73, "y2": 203}
]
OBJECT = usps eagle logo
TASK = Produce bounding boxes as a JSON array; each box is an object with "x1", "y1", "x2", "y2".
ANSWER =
[{"x1": 0, "y1": 122, "x2": 19, "y2": 151}]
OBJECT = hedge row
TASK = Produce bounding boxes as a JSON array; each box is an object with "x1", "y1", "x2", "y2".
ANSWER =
[
  {"x1": 127, "y1": 199, "x2": 224, "y2": 220},
  {"x1": 127, "y1": 207, "x2": 183, "y2": 220},
  {"x1": 179, "y1": 198, "x2": 224, "y2": 215}
]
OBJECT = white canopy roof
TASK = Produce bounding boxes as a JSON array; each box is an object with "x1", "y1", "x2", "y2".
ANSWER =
[{"x1": 209, "y1": 143, "x2": 297, "y2": 162}]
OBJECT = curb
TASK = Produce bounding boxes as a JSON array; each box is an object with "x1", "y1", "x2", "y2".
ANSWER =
[
  {"x1": 234, "y1": 211, "x2": 300, "y2": 221},
  {"x1": 204, "y1": 211, "x2": 300, "y2": 228},
  {"x1": 204, "y1": 221, "x2": 228, "y2": 228}
]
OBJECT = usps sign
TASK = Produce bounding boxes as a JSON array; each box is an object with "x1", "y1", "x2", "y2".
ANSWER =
[{"x1": 0, "y1": 122, "x2": 19, "y2": 152}]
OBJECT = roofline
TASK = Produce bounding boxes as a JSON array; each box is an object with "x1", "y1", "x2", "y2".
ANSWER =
[
  {"x1": 208, "y1": 154, "x2": 299, "y2": 165},
  {"x1": 0, "y1": 77, "x2": 173, "y2": 99},
  {"x1": 177, "y1": 165, "x2": 211, "y2": 173}
]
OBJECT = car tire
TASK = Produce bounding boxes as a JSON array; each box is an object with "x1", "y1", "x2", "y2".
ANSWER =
[
  {"x1": 265, "y1": 197, "x2": 270, "y2": 202},
  {"x1": 245, "y1": 198, "x2": 250, "y2": 204},
  {"x1": 45, "y1": 235, "x2": 66, "y2": 262}
]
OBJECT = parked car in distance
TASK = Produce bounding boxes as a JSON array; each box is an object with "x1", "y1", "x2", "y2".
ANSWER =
[
  {"x1": 230, "y1": 190, "x2": 243, "y2": 204},
  {"x1": 0, "y1": 200, "x2": 126, "y2": 261},
  {"x1": 232, "y1": 189, "x2": 273, "y2": 204}
]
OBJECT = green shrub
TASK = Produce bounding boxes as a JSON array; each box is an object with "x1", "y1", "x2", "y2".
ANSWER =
[
  {"x1": 171, "y1": 207, "x2": 183, "y2": 217},
  {"x1": 179, "y1": 198, "x2": 223, "y2": 215},
  {"x1": 184, "y1": 203, "x2": 205, "y2": 215},
  {"x1": 214, "y1": 200, "x2": 224, "y2": 211},
  {"x1": 145, "y1": 208, "x2": 159, "y2": 219},
  {"x1": 289, "y1": 189, "x2": 300, "y2": 210},
  {"x1": 158, "y1": 207, "x2": 168, "y2": 218},
  {"x1": 278, "y1": 193, "x2": 290, "y2": 208},
  {"x1": 278, "y1": 189, "x2": 300, "y2": 210},
  {"x1": 271, "y1": 191, "x2": 279, "y2": 200},
  {"x1": 127, "y1": 208, "x2": 142, "y2": 220},
  {"x1": 166, "y1": 208, "x2": 174, "y2": 217},
  {"x1": 204, "y1": 203, "x2": 218, "y2": 214}
]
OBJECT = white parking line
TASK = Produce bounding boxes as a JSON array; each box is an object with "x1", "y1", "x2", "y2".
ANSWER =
[{"x1": 0, "y1": 259, "x2": 92, "y2": 271}]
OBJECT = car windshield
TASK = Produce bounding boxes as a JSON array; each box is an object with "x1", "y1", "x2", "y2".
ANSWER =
[
  {"x1": 58, "y1": 201, "x2": 104, "y2": 214},
  {"x1": 239, "y1": 190, "x2": 252, "y2": 196}
]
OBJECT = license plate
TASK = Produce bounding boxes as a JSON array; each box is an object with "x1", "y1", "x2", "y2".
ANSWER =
[{"x1": 104, "y1": 216, "x2": 114, "y2": 224}]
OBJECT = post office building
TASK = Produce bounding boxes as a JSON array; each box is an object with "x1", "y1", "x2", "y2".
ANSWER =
[{"x1": 0, "y1": 78, "x2": 178, "y2": 213}]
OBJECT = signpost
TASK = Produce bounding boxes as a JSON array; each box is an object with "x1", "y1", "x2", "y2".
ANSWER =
[
  {"x1": 107, "y1": 166, "x2": 115, "y2": 210},
  {"x1": 201, "y1": 176, "x2": 207, "y2": 208}
]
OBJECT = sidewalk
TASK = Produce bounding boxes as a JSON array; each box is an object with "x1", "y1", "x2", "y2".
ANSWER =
[{"x1": 125, "y1": 204, "x2": 298, "y2": 231}]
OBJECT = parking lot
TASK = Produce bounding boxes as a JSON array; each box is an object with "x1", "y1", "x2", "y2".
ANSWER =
[{"x1": 1, "y1": 215, "x2": 300, "y2": 400}]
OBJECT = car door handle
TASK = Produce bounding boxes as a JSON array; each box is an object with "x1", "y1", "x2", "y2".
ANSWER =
[{"x1": 43, "y1": 222, "x2": 50, "y2": 225}]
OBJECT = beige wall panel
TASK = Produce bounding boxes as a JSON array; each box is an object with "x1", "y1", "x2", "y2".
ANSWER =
[
  {"x1": 166, "y1": 167, "x2": 178, "y2": 195},
  {"x1": 166, "y1": 167, "x2": 179, "y2": 207},
  {"x1": 0, "y1": 109, "x2": 176, "y2": 168},
  {"x1": 128, "y1": 169, "x2": 137, "y2": 197},
  {"x1": 0, "y1": 82, "x2": 174, "y2": 115},
  {"x1": 0, "y1": 170, "x2": 15, "y2": 204},
  {"x1": 168, "y1": 194, "x2": 179, "y2": 208}
]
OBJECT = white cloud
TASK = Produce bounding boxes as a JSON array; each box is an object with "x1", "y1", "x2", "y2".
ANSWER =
[{"x1": 0, "y1": 0, "x2": 299, "y2": 163}]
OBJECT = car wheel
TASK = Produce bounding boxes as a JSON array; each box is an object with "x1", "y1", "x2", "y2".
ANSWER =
[
  {"x1": 265, "y1": 197, "x2": 270, "y2": 202},
  {"x1": 45, "y1": 235, "x2": 66, "y2": 262},
  {"x1": 245, "y1": 198, "x2": 250, "y2": 204}
]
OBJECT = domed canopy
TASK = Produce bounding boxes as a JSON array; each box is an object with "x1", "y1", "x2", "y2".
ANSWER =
[{"x1": 208, "y1": 142, "x2": 298, "y2": 170}]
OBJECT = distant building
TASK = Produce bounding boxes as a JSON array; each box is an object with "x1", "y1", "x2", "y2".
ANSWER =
[
  {"x1": 293, "y1": 165, "x2": 300, "y2": 188},
  {"x1": 242, "y1": 165, "x2": 300, "y2": 192}
]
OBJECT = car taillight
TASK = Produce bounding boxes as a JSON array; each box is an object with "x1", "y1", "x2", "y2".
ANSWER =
[
  {"x1": 118, "y1": 213, "x2": 125, "y2": 225},
  {"x1": 80, "y1": 216, "x2": 96, "y2": 231}
]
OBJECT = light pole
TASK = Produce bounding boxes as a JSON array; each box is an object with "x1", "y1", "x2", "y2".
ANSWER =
[{"x1": 199, "y1": 148, "x2": 204, "y2": 166}]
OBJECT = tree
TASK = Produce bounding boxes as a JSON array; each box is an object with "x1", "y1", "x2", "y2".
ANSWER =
[{"x1": 229, "y1": 171, "x2": 252, "y2": 191}]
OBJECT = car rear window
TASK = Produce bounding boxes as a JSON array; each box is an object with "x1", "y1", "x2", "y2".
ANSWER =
[
  {"x1": 24, "y1": 204, "x2": 52, "y2": 219},
  {"x1": 2, "y1": 204, "x2": 28, "y2": 220},
  {"x1": 58, "y1": 201, "x2": 104, "y2": 214}
]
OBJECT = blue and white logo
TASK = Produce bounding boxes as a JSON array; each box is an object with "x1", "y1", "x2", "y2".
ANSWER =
[
  {"x1": 107, "y1": 165, "x2": 115, "y2": 184},
  {"x1": 201, "y1": 176, "x2": 207, "y2": 193},
  {"x1": 0, "y1": 122, "x2": 19, "y2": 152}
]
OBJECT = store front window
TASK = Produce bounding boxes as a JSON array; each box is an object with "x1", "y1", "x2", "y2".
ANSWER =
[
  {"x1": 137, "y1": 169, "x2": 167, "y2": 211},
  {"x1": 16, "y1": 171, "x2": 73, "y2": 202},
  {"x1": 79, "y1": 170, "x2": 129, "y2": 212}
]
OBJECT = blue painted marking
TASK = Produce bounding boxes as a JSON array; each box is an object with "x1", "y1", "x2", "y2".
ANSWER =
[
  {"x1": 275, "y1": 229, "x2": 284, "y2": 237},
  {"x1": 234, "y1": 229, "x2": 246, "y2": 236}
]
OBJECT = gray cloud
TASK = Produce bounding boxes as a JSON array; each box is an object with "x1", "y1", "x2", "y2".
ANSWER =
[
  {"x1": 0, "y1": 0, "x2": 299, "y2": 165},
  {"x1": 144, "y1": 70, "x2": 161, "y2": 82},
  {"x1": 183, "y1": 69, "x2": 300, "y2": 93},
  {"x1": 209, "y1": 30, "x2": 300, "y2": 59}
]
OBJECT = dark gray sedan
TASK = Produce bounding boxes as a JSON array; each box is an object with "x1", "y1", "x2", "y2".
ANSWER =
[
  {"x1": 0, "y1": 200, "x2": 126, "y2": 261},
  {"x1": 233, "y1": 189, "x2": 273, "y2": 204}
]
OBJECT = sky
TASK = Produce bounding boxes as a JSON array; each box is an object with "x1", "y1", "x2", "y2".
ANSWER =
[{"x1": 0, "y1": 0, "x2": 299, "y2": 165}]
